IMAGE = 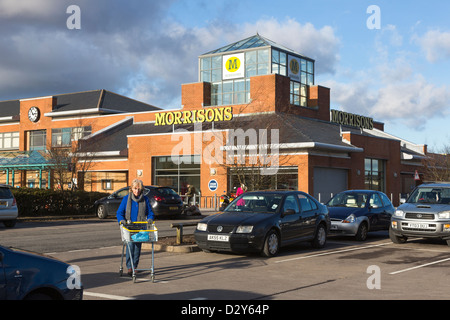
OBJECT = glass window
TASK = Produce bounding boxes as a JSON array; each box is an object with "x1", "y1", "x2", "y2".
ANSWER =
[
  {"x1": 298, "y1": 194, "x2": 317, "y2": 211},
  {"x1": 0, "y1": 132, "x2": 19, "y2": 150},
  {"x1": 290, "y1": 81, "x2": 307, "y2": 107},
  {"x1": 365, "y1": 159, "x2": 385, "y2": 192},
  {"x1": 153, "y1": 155, "x2": 200, "y2": 194},
  {"x1": 29, "y1": 130, "x2": 46, "y2": 151},
  {"x1": 282, "y1": 195, "x2": 300, "y2": 213},
  {"x1": 369, "y1": 193, "x2": 383, "y2": 208}
]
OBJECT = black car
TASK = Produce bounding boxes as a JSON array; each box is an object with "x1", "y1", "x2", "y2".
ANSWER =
[
  {"x1": 326, "y1": 190, "x2": 395, "y2": 241},
  {"x1": 194, "y1": 191, "x2": 330, "y2": 257},
  {"x1": 95, "y1": 186, "x2": 183, "y2": 219},
  {"x1": 0, "y1": 245, "x2": 83, "y2": 300}
]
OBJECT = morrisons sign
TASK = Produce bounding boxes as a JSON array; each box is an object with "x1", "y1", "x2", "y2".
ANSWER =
[
  {"x1": 330, "y1": 109, "x2": 374, "y2": 130},
  {"x1": 155, "y1": 106, "x2": 233, "y2": 126}
]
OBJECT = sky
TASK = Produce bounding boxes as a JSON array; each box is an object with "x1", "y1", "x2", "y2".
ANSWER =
[{"x1": 0, "y1": 0, "x2": 449, "y2": 151}]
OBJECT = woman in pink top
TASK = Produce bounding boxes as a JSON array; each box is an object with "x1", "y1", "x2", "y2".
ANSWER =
[{"x1": 236, "y1": 183, "x2": 247, "y2": 206}]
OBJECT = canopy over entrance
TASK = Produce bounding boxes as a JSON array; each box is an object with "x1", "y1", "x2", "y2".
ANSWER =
[{"x1": 0, "y1": 150, "x2": 57, "y2": 188}]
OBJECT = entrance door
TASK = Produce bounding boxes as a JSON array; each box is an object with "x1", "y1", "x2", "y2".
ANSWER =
[{"x1": 313, "y1": 167, "x2": 348, "y2": 203}]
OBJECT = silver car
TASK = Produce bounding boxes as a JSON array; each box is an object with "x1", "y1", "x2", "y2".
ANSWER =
[
  {"x1": 390, "y1": 183, "x2": 450, "y2": 246},
  {"x1": 0, "y1": 185, "x2": 18, "y2": 228}
]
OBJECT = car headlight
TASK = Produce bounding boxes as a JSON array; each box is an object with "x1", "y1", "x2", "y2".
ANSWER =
[
  {"x1": 236, "y1": 225, "x2": 253, "y2": 233},
  {"x1": 197, "y1": 223, "x2": 207, "y2": 231},
  {"x1": 342, "y1": 214, "x2": 356, "y2": 223},
  {"x1": 394, "y1": 210, "x2": 404, "y2": 217},
  {"x1": 438, "y1": 211, "x2": 450, "y2": 219}
]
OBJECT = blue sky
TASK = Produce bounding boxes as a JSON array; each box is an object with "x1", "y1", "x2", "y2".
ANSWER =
[{"x1": 0, "y1": 0, "x2": 449, "y2": 150}]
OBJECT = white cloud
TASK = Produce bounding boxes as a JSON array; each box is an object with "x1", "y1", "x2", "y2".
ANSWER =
[
  {"x1": 0, "y1": 0, "x2": 341, "y2": 109},
  {"x1": 242, "y1": 18, "x2": 340, "y2": 74},
  {"x1": 415, "y1": 29, "x2": 450, "y2": 63}
]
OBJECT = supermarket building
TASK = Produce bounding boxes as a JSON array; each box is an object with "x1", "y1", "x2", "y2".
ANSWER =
[{"x1": 0, "y1": 35, "x2": 428, "y2": 205}]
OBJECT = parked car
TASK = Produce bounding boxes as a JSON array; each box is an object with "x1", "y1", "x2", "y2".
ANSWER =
[
  {"x1": 390, "y1": 183, "x2": 450, "y2": 246},
  {"x1": 0, "y1": 184, "x2": 18, "y2": 228},
  {"x1": 194, "y1": 190, "x2": 330, "y2": 257},
  {"x1": 95, "y1": 186, "x2": 183, "y2": 219},
  {"x1": 0, "y1": 245, "x2": 83, "y2": 300},
  {"x1": 326, "y1": 190, "x2": 395, "y2": 241}
]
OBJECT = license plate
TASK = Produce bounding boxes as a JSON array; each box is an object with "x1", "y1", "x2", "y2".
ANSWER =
[
  {"x1": 407, "y1": 222, "x2": 433, "y2": 229},
  {"x1": 207, "y1": 234, "x2": 229, "y2": 242},
  {"x1": 0, "y1": 201, "x2": 6, "y2": 206},
  {"x1": 169, "y1": 207, "x2": 178, "y2": 210}
]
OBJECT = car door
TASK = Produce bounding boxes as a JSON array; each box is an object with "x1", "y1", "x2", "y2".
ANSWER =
[
  {"x1": 279, "y1": 195, "x2": 301, "y2": 243},
  {"x1": 379, "y1": 192, "x2": 395, "y2": 229},
  {"x1": 105, "y1": 187, "x2": 129, "y2": 215},
  {"x1": 298, "y1": 193, "x2": 318, "y2": 238},
  {"x1": 368, "y1": 193, "x2": 384, "y2": 230}
]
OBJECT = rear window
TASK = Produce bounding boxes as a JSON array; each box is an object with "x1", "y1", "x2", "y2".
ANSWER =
[
  {"x1": 154, "y1": 187, "x2": 178, "y2": 196},
  {"x1": 0, "y1": 187, "x2": 13, "y2": 199}
]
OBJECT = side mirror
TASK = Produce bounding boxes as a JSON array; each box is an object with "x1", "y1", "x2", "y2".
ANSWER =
[{"x1": 283, "y1": 209, "x2": 295, "y2": 216}]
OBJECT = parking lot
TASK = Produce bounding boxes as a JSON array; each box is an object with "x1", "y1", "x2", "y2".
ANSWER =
[
  {"x1": 1, "y1": 215, "x2": 449, "y2": 308},
  {"x1": 40, "y1": 222, "x2": 450, "y2": 301}
]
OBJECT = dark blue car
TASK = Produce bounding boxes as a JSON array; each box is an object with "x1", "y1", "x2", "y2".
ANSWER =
[
  {"x1": 0, "y1": 245, "x2": 83, "y2": 300},
  {"x1": 195, "y1": 190, "x2": 330, "y2": 257},
  {"x1": 326, "y1": 190, "x2": 395, "y2": 241}
]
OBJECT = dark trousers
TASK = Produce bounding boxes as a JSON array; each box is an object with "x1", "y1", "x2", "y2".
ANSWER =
[{"x1": 126, "y1": 242, "x2": 142, "y2": 269}]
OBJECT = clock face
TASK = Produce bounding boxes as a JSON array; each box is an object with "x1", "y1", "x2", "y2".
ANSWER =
[{"x1": 28, "y1": 107, "x2": 40, "y2": 122}]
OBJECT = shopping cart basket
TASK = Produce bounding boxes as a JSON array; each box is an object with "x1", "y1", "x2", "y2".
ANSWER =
[{"x1": 119, "y1": 221, "x2": 158, "y2": 283}]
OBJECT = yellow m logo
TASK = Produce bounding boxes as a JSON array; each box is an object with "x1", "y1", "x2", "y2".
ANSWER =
[{"x1": 226, "y1": 57, "x2": 241, "y2": 72}]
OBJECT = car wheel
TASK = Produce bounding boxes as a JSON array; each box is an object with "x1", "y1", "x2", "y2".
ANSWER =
[
  {"x1": 261, "y1": 230, "x2": 279, "y2": 257},
  {"x1": 97, "y1": 205, "x2": 108, "y2": 219},
  {"x1": 355, "y1": 222, "x2": 368, "y2": 241},
  {"x1": 311, "y1": 223, "x2": 327, "y2": 248},
  {"x1": 3, "y1": 219, "x2": 16, "y2": 228},
  {"x1": 389, "y1": 228, "x2": 407, "y2": 244}
]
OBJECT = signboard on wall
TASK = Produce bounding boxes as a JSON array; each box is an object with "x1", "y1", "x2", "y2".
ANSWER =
[
  {"x1": 208, "y1": 179, "x2": 218, "y2": 192},
  {"x1": 223, "y1": 53, "x2": 245, "y2": 80},
  {"x1": 288, "y1": 55, "x2": 301, "y2": 81}
]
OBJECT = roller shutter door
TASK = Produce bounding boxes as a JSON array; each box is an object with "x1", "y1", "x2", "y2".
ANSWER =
[{"x1": 313, "y1": 167, "x2": 348, "y2": 203}]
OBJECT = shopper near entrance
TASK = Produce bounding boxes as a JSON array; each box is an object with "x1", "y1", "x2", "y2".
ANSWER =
[
  {"x1": 186, "y1": 183, "x2": 196, "y2": 205},
  {"x1": 117, "y1": 179, "x2": 155, "y2": 276}
]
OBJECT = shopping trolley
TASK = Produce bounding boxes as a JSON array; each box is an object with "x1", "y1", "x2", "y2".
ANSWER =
[{"x1": 119, "y1": 221, "x2": 158, "y2": 283}]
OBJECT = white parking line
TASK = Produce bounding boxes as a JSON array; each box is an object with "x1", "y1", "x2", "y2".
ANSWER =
[
  {"x1": 274, "y1": 242, "x2": 392, "y2": 263},
  {"x1": 389, "y1": 257, "x2": 450, "y2": 275},
  {"x1": 84, "y1": 291, "x2": 136, "y2": 300}
]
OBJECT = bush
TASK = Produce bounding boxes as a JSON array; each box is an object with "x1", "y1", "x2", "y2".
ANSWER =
[{"x1": 11, "y1": 188, "x2": 110, "y2": 217}]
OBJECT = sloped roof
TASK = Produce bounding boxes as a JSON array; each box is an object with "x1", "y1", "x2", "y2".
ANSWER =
[
  {"x1": 51, "y1": 89, "x2": 161, "y2": 114},
  {"x1": 201, "y1": 34, "x2": 314, "y2": 61},
  {"x1": 0, "y1": 90, "x2": 161, "y2": 119}
]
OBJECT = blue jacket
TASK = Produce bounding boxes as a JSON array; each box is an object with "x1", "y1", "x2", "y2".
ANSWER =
[{"x1": 116, "y1": 194, "x2": 155, "y2": 223}]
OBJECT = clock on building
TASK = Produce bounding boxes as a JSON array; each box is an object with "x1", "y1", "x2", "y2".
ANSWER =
[{"x1": 28, "y1": 107, "x2": 40, "y2": 122}]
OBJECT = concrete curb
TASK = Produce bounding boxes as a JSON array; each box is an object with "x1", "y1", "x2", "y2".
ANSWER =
[{"x1": 143, "y1": 243, "x2": 200, "y2": 253}]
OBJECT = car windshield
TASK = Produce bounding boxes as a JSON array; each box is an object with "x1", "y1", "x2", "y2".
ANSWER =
[
  {"x1": 225, "y1": 193, "x2": 283, "y2": 213},
  {"x1": 408, "y1": 187, "x2": 450, "y2": 204},
  {"x1": 327, "y1": 192, "x2": 368, "y2": 208}
]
